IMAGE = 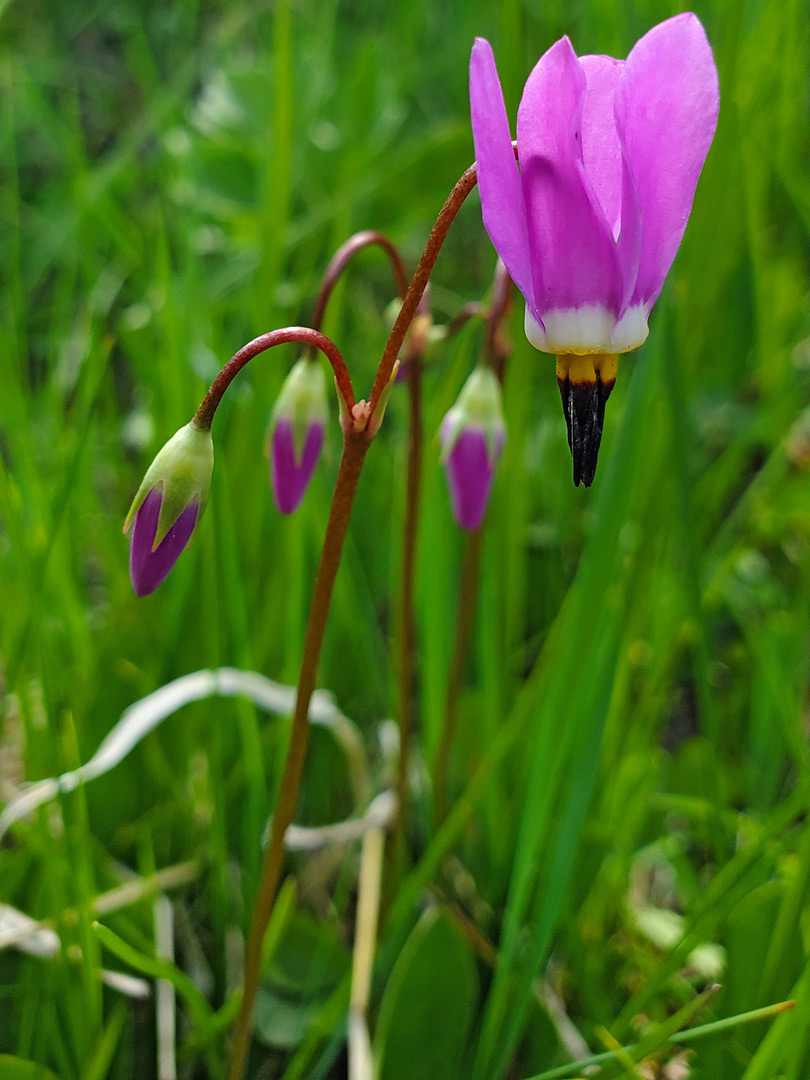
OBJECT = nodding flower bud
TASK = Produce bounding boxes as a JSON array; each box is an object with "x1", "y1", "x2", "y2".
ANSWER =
[
  {"x1": 123, "y1": 421, "x2": 214, "y2": 597},
  {"x1": 266, "y1": 357, "x2": 328, "y2": 514},
  {"x1": 439, "y1": 366, "x2": 506, "y2": 532}
]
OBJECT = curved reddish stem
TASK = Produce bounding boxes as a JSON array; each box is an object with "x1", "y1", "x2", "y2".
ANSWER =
[
  {"x1": 193, "y1": 327, "x2": 355, "y2": 431},
  {"x1": 369, "y1": 163, "x2": 479, "y2": 415},
  {"x1": 311, "y1": 230, "x2": 409, "y2": 335},
  {"x1": 484, "y1": 260, "x2": 513, "y2": 378}
]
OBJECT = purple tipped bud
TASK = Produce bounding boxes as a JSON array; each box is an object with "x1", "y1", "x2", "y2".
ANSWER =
[
  {"x1": 271, "y1": 417, "x2": 325, "y2": 514},
  {"x1": 440, "y1": 366, "x2": 506, "y2": 531},
  {"x1": 130, "y1": 489, "x2": 199, "y2": 596},
  {"x1": 267, "y1": 358, "x2": 328, "y2": 514},
  {"x1": 123, "y1": 421, "x2": 214, "y2": 596}
]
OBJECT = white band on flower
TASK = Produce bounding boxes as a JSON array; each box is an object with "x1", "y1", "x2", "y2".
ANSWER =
[{"x1": 524, "y1": 305, "x2": 649, "y2": 356}]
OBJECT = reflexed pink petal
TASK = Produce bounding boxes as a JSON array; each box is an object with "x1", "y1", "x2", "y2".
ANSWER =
[
  {"x1": 615, "y1": 13, "x2": 719, "y2": 309},
  {"x1": 578, "y1": 54, "x2": 624, "y2": 236},
  {"x1": 616, "y1": 136, "x2": 643, "y2": 315},
  {"x1": 517, "y1": 37, "x2": 622, "y2": 315},
  {"x1": 271, "y1": 417, "x2": 324, "y2": 515},
  {"x1": 129, "y1": 488, "x2": 198, "y2": 597},
  {"x1": 579, "y1": 53, "x2": 643, "y2": 312},
  {"x1": 441, "y1": 424, "x2": 504, "y2": 532},
  {"x1": 470, "y1": 39, "x2": 534, "y2": 308}
]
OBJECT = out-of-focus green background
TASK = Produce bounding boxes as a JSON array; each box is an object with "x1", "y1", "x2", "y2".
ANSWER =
[{"x1": 2, "y1": 0, "x2": 810, "y2": 1077}]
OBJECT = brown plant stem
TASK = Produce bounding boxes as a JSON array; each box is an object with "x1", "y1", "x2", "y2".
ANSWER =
[
  {"x1": 227, "y1": 430, "x2": 371, "y2": 1080},
  {"x1": 393, "y1": 289, "x2": 430, "y2": 860},
  {"x1": 193, "y1": 327, "x2": 355, "y2": 431},
  {"x1": 227, "y1": 162, "x2": 487, "y2": 1079},
  {"x1": 443, "y1": 300, "x2": 484, "y2": 340},
  {"x1": 433, "y1": 262, "x2": 512, "y2": 826},
  {"x1": 433, "y1": 524, "x2": 484, "y2": 826},
  {"x1": 310, "y1": 230, "x2": 409, "y2": 337},
  {"x1": 484, "y1": 259, "x2": 514, "y2": 377},
  {"x1": 368, "y1": 162, "x2": 479, "y2": 418}
]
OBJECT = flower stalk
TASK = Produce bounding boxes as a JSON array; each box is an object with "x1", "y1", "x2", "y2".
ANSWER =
[
  {"x1": 310, "y1": 230, "x2": 409, "y2": 337},
  {"x1": 226, "y1": 170, "x2": 483, "y2": 1080},
  {"x1": 434, "y1": 262, "x2": 512, "y2": 824},
  {"x1": 394, "y1": 289, "x2": 430, "y2": 862},
  {"x1": 227, "y1": 428, "x2": 371, "y2": 1080},
  {"x1": 194, "y1": 327, "x2": 356, "y2": 433},
  {"x1": 433, "y1": 524, "x2": 484, "y2": 826},
  {"x1": 369, "y1": 162, "x2": 479, "y2": 414}
]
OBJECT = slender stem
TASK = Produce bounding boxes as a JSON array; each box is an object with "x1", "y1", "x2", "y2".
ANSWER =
[
  {"x1": 368, "y1": 163, "x2": 479, "y2": 416},
  {"x1": 433, "y1": 525, "x2": 484, "y2": 825},
  {"x1": 227, "y1": 430, "x2": 371, "y2": 1080},
  {"x1": 227, "y1": 163, "x2": 488, "y2": 1077},
  {"x1": 484, "y1": 260, "x2": 513, "y2": 378},
  {"x1": 311, "y1": 230, "x2": 409, "y2": 337},
  {"x1": 433, "y1": 263, "x2": 512, "y2": 825},
  {"x1": 393, "y1": 291, "x2": 428, "y2": 859},
  {"x1": 525, "y1": 998, "x2": 796, "y2": 1080},
  {"x1": 193, "y1": 327, "x2": 355, "y2": 431},
  {"x1": 443, "y1": 300, "x2": 484, "y2": 341}
]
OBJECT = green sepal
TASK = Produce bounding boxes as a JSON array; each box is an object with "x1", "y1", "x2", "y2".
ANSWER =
[
  {"x1": 440, "y1": 366, "x2": 505, "y2": 466},
  {"x1": 267, "y1": 357, "x2": 328, "y2": 465},
  {"x1": 123, "y1": 421, "x2": 214, "y2": 549}
]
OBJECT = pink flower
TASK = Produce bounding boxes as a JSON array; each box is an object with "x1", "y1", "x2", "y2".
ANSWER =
[{"x1": 470, "y1": 14, "x2": 719, "y2": 484}]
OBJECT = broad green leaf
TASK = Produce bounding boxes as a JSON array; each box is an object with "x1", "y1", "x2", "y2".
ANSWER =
[
  {"x1": 266, "y1": 907, "x2": 350, "y2": 995},
  {"x1": 254, "y1": 988, "x2": 320, "y2": 1049},
  {"x1": 0, "y1": 1058, "x2": 59, "y2": 1080},
  {"x1": 375, "y1": 908, "x2": 478, "y2": 1080}
]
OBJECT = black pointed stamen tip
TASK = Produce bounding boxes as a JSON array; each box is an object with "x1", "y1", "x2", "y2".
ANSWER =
[{"x1": 557, "y1": 373, "x2": 613, "y2": 488}]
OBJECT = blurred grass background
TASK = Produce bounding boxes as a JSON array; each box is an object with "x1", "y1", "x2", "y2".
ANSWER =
[{"x1": 2, "y1": 0, "x2": 810, "y2": 1076}]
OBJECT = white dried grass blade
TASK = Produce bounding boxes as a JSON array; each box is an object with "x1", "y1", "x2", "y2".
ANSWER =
[
  {"x1": 100, "y1": 969, "x2": 151, "y2": 999},
  {"x1": 0, "y1": 904, "x2": 60, "y2": 956},
  {"x1": 0, "y1": 904, "x2": 151, "y2": 999},
  {"x1": 284, "y1": 791, "x2": 396, "y2": 852},
  {"x1": 0, "y1": 669, "x2": 368, "y2": 839}
]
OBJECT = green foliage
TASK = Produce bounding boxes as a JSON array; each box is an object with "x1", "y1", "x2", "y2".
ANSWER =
[
  {"x1": 0, "y1": 1059, "x2": 59, "y2": 1080},
  {"x1": 2, "y1": 0, "x2": 810, "y2": 1077},
  {"x1": 374, "y1": 907, "x2": 478, "y2": 1080}
]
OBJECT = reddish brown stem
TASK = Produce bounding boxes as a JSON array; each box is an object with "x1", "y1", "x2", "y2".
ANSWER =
[
  {"x1": 394, "y1": 289, "x2": 429, "y2": 859},
  {"x1": 484, "y1": 260, "x2": 513, "y2": 377},
  {"x1": 227, "y1": 163, "x2": 490, "y2": 1077},
  {"x1": 311, "y1": 230, "x2": 409, "y2": 335},
  {"x1": 433, "y1": 263, "x2": 513, "y2": 825},
  {"x1": 433, "y1": 525, "x2": 484, "y2": 826},
  {"x1": 444, "y1": 301, "x2": 484, "y2": 341},
  {"x1": 227, "y1": 430, "x2": 371, "y2": 1080},
  {"x1": 193, "y1": 327, "x2": 355, "y2": 431},
  {"x1": 369, "y1": 163, "x2": 479, "y2": 416}
]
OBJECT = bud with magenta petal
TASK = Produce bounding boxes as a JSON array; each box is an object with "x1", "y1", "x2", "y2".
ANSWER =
[
  {"x1": 440, "y1": 366, "x2": 506, "y2": 532},
  {"x1": 123, "y1": 420, "x2": 214, "y2": 596},
  {"x1": 266, "y1": 358, "x2": 328, "y2": 514}
]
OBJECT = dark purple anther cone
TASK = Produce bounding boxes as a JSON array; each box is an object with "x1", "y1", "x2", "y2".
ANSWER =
[
  {"x1": 441, "y1": 424, "x2": 505, "y2": 532},
  {"x1": 129, "y1": 488, "x2": 199, "y2": 597},
  {"x1": 271, "y1": 418, "x2": 325, "y2": 515}
]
